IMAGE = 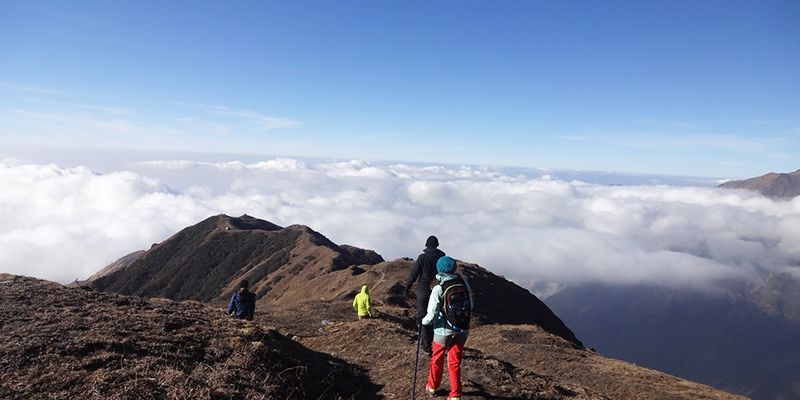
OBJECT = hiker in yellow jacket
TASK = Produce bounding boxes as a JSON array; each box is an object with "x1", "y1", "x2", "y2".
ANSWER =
[{"x1": 353, "y1": 285, "x2": 372, "y2": 320}]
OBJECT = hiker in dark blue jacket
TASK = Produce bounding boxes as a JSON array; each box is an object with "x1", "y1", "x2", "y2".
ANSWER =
[
  {"x1": 228, "y1": 279, "x2": 256, "y2": 321},
  {"x1": 405, "y1": 235, "x2": 445, "y2": 355}
]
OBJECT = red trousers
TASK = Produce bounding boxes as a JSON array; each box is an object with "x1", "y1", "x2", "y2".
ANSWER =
[{"x1": 427, "y1": 338, "x2": 465, "y2": 398}]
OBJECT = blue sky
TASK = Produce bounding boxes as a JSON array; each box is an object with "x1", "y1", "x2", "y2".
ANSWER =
[
  {"x1": 2, "y1": 1, "x2": 800, "y2": 289},
  {"x1": 1, "y1": 0, "x2": 799, "y2": 179}
]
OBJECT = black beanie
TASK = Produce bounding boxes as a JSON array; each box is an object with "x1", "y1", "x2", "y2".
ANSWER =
[
  {"x1": 239, "y1": 280, "x2": 249, "y2": 289},
  {"x1": 425, "y1": 235, "x2": 439, "y2": 248}
]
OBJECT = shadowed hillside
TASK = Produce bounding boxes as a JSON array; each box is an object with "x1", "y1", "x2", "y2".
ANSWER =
[
  {"x1": 83, "y1": 250, "x2": 146, "y2": 283},
  {"x1": 546, "y1": 277, "x2": 800, "y2": 400}
]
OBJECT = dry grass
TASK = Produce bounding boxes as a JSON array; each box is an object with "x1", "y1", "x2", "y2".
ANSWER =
[
  {"x1": 0, "y1": 274, "x2": 375, "y2": 400},
  {"x1": 1, "y1": 260, "x2": 749, "y2": 400}
]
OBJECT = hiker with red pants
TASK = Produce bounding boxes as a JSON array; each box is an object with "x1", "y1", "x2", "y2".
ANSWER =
[
  {"x1": 422, "y1": 256, "x2": 473, "y2": 400},
  {"x1": 406, "y1": 235, "x2": 445, "y2": 356}
]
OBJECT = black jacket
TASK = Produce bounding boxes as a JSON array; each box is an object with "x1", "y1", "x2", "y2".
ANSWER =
[{"x1": 406, "y1": 247, "x2": 446, "y2": 290}]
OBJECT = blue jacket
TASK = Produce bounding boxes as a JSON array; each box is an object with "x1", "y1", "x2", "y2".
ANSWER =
[
  {"x1": 421, "y1": 273, "x2": 473, "y2": 336},
  {"x1": 228, "y1": 288, "x2": 256, "y2": 321}
]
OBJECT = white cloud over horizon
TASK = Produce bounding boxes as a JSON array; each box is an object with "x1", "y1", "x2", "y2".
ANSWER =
[
  {"x1": 1, "y1": 156, "x2": 799, "y2": 297},
  {"x1": 0, "y1": 99, "x2": 306, "y2": 154}
]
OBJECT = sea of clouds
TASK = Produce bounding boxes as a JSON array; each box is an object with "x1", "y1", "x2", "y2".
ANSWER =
[{"x1": 2, "y1": 156, "x2": 799, "y2": 297}]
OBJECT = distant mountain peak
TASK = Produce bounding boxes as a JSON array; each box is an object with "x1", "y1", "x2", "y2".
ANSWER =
[
  {"x1": 89, "y1": 214, "x2": 370, "y2": 303},
  {"x1": 88, "y1": 214, "x2": 581, "y2": 344},
  {"x1": 221, "y1": 213, "x2": 283, "y2": 232},
  {"x1": 717, "y1": 169, "x2": 800, "y2": 199}
]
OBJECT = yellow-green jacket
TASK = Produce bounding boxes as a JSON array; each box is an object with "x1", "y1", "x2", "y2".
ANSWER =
[{"x1": 353, "y1": 285, "x2": 372, "y2": 317}]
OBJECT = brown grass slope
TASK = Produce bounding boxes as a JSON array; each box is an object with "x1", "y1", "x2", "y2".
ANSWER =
[
  {"x1": 53, "y1": 213, "x2": 747, "y2": 399},
  {"x1": 237, "y1": 258, "x2": 747, "y2": 399},
  {"x1": 90, "y1": 214, "x2": 579, "y2": 345},
  {"x1": 0, "y1": 274, "x2": 377, "y2": 400},
  {"x1": 85, "y1": 250, "x2": 147, "y2": 283},
  {"x1": 1, "y1": 270, "x2": 747, "y2": 400},
  {"x1": 90, "y1": 214, "x2": 383, "y2": 303},
  {"x1": 717, "y1": 169, "x2": 800, "y2": 199}
]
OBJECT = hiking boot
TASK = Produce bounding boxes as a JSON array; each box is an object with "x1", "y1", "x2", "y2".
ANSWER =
[{"x1": 425, "y1": 386, "x2": 436, "y2": 397}]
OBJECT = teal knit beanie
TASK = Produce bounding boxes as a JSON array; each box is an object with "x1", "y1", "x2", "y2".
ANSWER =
[{"x1": 437, "y1": 256, "x2": 457, "y2": 274}]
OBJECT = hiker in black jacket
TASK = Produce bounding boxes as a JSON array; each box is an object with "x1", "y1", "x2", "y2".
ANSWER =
[{"x1": 405, "y1": 235, "x2": 445, "y2": 355}]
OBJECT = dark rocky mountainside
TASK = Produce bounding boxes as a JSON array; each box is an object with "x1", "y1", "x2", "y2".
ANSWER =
[
  {"x1": 85, "y1": 250, "x2": 146, "y2": 283},
  {"x1": 1, "y1": 214, "x2": 748, "y2": 399},
  {"x1": 90, "y1": 214, "x2": 375, "y2": 303},
  {"x1": 749, "y1": 272, "x2": 800, "y2": 322},
  {"x1": 717, "y1": 169, "x2": 800, "y2": 199},
  {"x1": 546, "y1": 275, "x2": 800, "y2": 400}
]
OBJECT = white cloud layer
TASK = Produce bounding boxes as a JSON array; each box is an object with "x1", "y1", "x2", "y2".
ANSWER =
[{"x1": 2, "y1": 157, "x2": 799, "y2": 296}]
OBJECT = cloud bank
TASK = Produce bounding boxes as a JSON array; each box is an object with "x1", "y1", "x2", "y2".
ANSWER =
[{"x1": 2, "y1": 157, "x2": 799, "y2": 296}]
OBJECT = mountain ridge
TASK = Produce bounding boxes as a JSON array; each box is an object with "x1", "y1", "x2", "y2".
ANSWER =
[
  {"x1": 90, "y1": 214, "x2": 373, "y2": 303},
  {"x1": 717, "y1": 169, "x2": 800, "y2": 199},
  {"x1": 90, "y1": 214, "x2": 581, "y2": 344}
]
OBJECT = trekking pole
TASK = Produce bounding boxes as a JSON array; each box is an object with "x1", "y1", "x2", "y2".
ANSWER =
[{"x1": 412, "y1": 323, "x2": 422, "y2": 400}]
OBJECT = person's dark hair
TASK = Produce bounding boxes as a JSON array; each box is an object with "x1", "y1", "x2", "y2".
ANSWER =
[
  {"x1": 425, "y1": 235, "x2": 439, "y2": 248},
  {"x1": 239, "y1": 280, "x2": 249, "y2": 289}
]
